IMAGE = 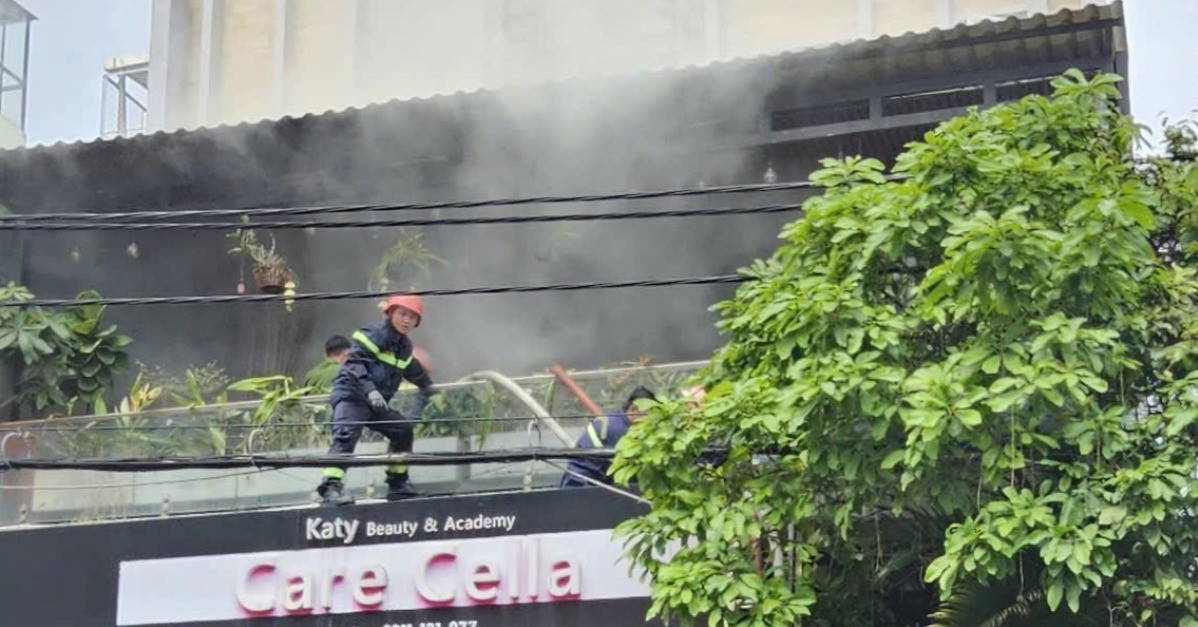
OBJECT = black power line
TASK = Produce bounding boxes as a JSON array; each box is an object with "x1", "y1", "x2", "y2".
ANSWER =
[
  {"x1": 0, "y1": 204, "x2": 801, "y2": 232},
  {"x1": 8, "y1": 412, "x2": 626, "y2": 432},
  {"x1": 0, "y1": 448, "x2": 631, "y2": 472},
  {"x1": 0, "y1": 274, "x2": 749, "y2": 308},
  {"x1": 0, "y1": 181, "x2": 820, "y2": 223},
  {"x1": 3, "y1": 446, "x2": 734, "y2": 472}
]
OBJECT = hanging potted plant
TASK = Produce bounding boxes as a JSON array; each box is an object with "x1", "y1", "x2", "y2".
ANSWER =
[
  {"x1": 227, "y1": 221, "x2": 294, "y2": 294},
  {"x1": 370, "y1": 228, "x2": 445, "y2": 293}
]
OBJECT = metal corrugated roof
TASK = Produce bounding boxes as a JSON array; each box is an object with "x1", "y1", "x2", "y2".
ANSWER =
[
  {"x1": 5, "y1": 1, "x2": 1123, "y2": 158},
  {"x1": 0, "y1": 1, "x2": 1125, "y2": 218}
]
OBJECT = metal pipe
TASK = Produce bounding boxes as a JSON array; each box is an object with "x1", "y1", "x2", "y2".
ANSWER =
[{"x1": 549, "y1": 365, "x2": 603, "y2": 418}]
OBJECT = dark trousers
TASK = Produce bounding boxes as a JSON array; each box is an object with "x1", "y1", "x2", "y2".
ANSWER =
[
  {"x1": 559, "y1": 473, "x2": 590, "y2": 488},
  {"x1": 323, "y1": 400, "x2": 415, "y2": 481},
  {"x1": 558, "y1": 459, "x2": 608, "y2": 488}
]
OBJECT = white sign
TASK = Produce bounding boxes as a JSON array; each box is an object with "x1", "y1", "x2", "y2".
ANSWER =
[
  {"x1": 301, "y1": 513, "x2": 520, "y2": 545},
  {"x1": 115, "y1": 528, "x2": 647, "y2": 626},
  {"x1": 306, "y1": 516, "x2": 362, "y2": 544}
]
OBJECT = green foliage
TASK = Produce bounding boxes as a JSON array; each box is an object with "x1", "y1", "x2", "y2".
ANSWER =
[
  {"x1": 95, "y1": 368, "x2": 164, "y2": 416},
  {"x1": 302, "y1": 359, "x2": 340, "y2": 393},
  {"x1": 371, "y1": 228, "x2": 445, "y2": 291},
  {"x1": 135, "y1": 361, "x2": 231, "y2": 407},
  {"x1": 227, "y1": 374, "x2": 318, "y2": 426},
  {"x1": 227, "y1": 216, "x2": 287, "y2": 269},
  {"x1": 1162, "y1": 117, "x2": 1198, "y2": 163},
  {"x1": 0, "y1": 284, "x2": 132, "y2": 416},
  {"x1": 419, "y1": 384, "x2": 490, "y2": 440},
  {"x1": 927, "y1": 578, "x2": 1055, "y2": 627},
  {"x1": 613, "y1": 70, "x2": 1198, "y2": 626},
  {"x1": 225, "y1": 374, "x2": 324, "y2": 453}
]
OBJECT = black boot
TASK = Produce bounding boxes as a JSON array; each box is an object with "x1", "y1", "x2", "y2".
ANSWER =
[
  {"x1": 317, "y1": 478, "x2": 355, "y2": 506},
  {"x1": 385, "y1": 472, "x2": 420, "y2": 501}
]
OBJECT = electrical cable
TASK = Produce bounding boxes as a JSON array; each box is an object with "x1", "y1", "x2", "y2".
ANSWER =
[
  {"x1": 0, "y1": 274, "x2": 749, "y2": 308},
  {"x1": 0, "y1": 446, "x2": 729, "y2": 472},
  {"x1": 0, "y1": 457, "x2": 552, "y2": 492},
  {"x1": 0, "y1": 181, "x2": 820, "y2": 223},
  {"x1": 0, "y1": 203, "x2": 802, "y2": 232},
  {"x1": 0, "y1": 469, "x2": 265, "y2": 491},
  {"x1": 0, "y1": 447, "x2": 656, "y2": 472},
  {"x1": 6, "y1": 411, "x2": 630, "y2": 432}
]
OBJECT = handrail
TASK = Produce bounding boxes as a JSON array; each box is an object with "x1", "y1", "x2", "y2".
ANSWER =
[
  {"x1": 4, "y1": 379, "x2": 487, "y2": 428},
  {"x1": 0, "y1": 430, "x2": 22, "y2": 469},
  {"x1": 3, "y1": 360, "x2": 707, "y2": 430}
]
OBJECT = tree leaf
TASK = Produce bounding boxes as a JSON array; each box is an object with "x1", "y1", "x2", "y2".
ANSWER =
[
  {"x1": 881, "y1": 450, "x2": 904, "y2": 470},
  {"x1": 1046, "y1": 581, "x2": 1064, "y2": 611}
]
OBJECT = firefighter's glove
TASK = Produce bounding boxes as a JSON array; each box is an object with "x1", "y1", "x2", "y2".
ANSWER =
[{"x1": 367, "y1": 390, "x2": 388, "y2": 411}]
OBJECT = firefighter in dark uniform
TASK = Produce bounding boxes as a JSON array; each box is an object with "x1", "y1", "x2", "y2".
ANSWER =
[
  {"x1": 559, "y1": 386, "x2": 657, "y2": 489},
  {"x1": 316, "y1": 294, "x2": 436, "y2": 506}
]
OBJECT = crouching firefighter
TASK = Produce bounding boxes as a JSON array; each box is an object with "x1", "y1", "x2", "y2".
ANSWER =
[
  {"x1": 316, "y1": 294, "x2": 436, "y2": 506},
  {"x1": 559, "y1": 386, "x2": 657, "y2": 489}
]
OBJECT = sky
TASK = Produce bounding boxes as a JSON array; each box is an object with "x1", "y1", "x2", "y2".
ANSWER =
[
  {"x1": 21, "y1": 0, "x2": 150, "y2": 147},
  {"x1": 1123, "y1": 0, "x2": 1198, "y2": 147},
  {"x1": 13, "y1": 0, "x2": 1198, "y2": 148}
]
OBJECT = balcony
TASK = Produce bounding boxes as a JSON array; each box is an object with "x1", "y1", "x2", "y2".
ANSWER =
[
  {"x1": 101, "y1": 55, "x2": 149, "y2": 139},
  {"x1": 0, "y1": 360, "x2": 703, "y2": 527},
  {"x1": 0, "y1": 0, "x2": 31, "y2": 139}
]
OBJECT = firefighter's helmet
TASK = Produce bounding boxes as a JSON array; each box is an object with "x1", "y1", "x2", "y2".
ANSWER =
[{"x1": 383, "y1": 294, "x2": 424, "y2": 326}]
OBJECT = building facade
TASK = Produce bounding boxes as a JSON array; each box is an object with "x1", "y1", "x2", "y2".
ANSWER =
[
  {"x1": 0, "y1": 3, "x2": 1128, "y2": 389},
  {"x1": 147, "y1": 0, "x2": 1106, "y2": 132}
]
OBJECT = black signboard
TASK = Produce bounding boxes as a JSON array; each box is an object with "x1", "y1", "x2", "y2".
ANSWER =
[{"x1": 0, "y1": 488, "x2": 657, "y2": 627}]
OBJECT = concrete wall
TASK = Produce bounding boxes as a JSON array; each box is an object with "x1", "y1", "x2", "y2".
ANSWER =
[
  {"x1": 148, "y1": 0, "x2": 1101, "y2": 132},
  {"x1": 872, "y1": 0, "x2": 935, "y2": 37},
  {"x1": 724, "y1": 0, "x2": 860, "y2": 54},
  {"x1": 285, "y1": 0, "x2": 354, "y2": 115},
  {"x1": 216, "y1": 0, "x2": 277, "y2": 124}
]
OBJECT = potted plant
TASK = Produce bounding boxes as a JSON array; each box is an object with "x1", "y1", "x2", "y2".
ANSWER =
[
  {"x1": 371, "y1": 228, "x2": 444, "y2": 293},
  {"x1": 227, "y1": 221, "x2": 294, "y2": 294}
]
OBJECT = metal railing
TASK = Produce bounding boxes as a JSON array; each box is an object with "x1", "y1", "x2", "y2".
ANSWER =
[{"x1": 0, "y1": 360, "x2": 704, "y2": 528}]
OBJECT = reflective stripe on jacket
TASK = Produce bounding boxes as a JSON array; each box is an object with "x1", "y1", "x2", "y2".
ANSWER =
[
  {"x1": 330, "y1": 321, "x2": 433, "y2": 406},
  {"x1": 562, "y1": 411, "x2": 633, "y2": 486}
]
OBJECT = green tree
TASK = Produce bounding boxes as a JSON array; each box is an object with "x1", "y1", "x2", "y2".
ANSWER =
[
  {"x1": 0, "y1": 284, "x2": 132, "y2": 417},
  {"x1": 612, "y1": 70, "x2": 1198, "y2": 626}
]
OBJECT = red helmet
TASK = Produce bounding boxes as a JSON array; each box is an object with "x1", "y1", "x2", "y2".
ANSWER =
[{"x1": 383, "y1": 294, "x2": 424, "y2": 326}]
